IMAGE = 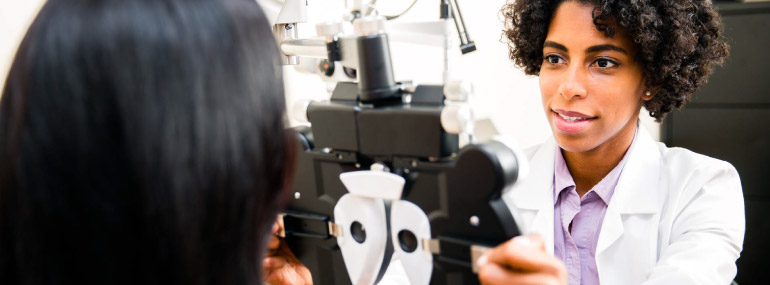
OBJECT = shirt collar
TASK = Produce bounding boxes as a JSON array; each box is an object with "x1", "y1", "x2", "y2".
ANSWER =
[
  {"x1": 552, "y1": 125, "x2": 639, "y2": 205},
  {"x1": 553, "y1": 145, "x2": 575, "y2": 203}
]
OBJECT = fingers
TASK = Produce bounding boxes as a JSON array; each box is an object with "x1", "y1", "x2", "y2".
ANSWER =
[
  {"x1": 485, "y1": 234, "x2": 561, "y2": 274},
  {"x1": 263, "y1": 256, "x2": 287, "y2": 271},
  {"x1": 268, "y1": 235, "x2": 281, "y2": 252},
  {"x1": 529, "y1": 233, "x2": 547, "y2": 251},
  {"x1": 262, "y1": 223, "x2": 314, "y2": 285},
  {"x1": 262, "y1": 255, "x2": 314, "y2": 285},
  {"x1": 264, "y1": 268, "x2": 312, "y2": 285},
  {"x1": 478, "y1": 262, "x2": 562, "y2": 285},
  {"x1": 264, "y1": 267, "x2": 295, "y2": 285},
  {"x1": 272, "y1": 219, "x2": 284, "y2": 238},
  {"x1": 276, "y1": 236, "x2": 303, "y2": 263},
  {"x1": 265, "y1": 234, "x2": 301, "y2": 265},
  {"x1": 479, "y1": 234, "x2": 567, "y2": 285}
]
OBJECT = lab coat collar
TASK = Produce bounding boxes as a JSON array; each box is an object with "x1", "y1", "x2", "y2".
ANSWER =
[
  {"x1": 596, "y1": 125, "x2": 661, "y2": 255},
  {"x1": 509, "y1": 126, "x2": 660, "y2": 211},
  {"x1": 510, "y1": 138, "x2": 556, "y2": 211},
  {"x1": 610, "y1": 125, "x2": 660, "y2": 215},
  {"x1": 507, "y1": 137, "x2": 556, "y2": 252},
  {"x1": 507, "y1": 124, "x2": 661, "y2": 255}
]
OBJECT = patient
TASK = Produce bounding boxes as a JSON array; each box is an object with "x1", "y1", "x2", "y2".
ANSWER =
[{"x1": 0, "y1": 0, "x2": 292, "y2": 283}]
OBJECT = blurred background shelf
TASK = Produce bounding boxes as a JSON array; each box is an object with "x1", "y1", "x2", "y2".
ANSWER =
[{"x1": 662, "y1": 2, "x2": 770, "y2": 284}]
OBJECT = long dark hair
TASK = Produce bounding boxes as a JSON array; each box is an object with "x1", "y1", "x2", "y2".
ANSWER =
[{"x1": 0, "y1": 0, "x2": 291, "y2": 283}]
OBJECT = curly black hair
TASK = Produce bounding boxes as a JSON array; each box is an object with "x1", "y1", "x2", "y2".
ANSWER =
[{"x1": 501, "y1": 0, "x2": 729, "y2": 121}]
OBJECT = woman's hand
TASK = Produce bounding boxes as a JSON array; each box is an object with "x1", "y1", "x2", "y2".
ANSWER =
[
  {"x1": 263, "y1": 221, "x2": 313, "y2": 285},
  {"x1": 477, "y1": 234, "x2": 568, "y2": 285}
]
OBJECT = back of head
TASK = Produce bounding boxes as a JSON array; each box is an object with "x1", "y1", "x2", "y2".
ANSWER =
[{"x1": 0, "y1": 0, "x2": 290, "y2": 283}]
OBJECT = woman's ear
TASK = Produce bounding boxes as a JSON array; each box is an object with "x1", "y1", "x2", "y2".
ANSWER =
[{"x1": 642, "y1": 86, "x2": 662, "y2": 102}]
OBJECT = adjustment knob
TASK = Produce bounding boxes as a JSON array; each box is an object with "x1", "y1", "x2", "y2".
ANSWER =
[
  {"x1": 316, "y1": 21, "x2": 344, "y2": 41},
  {"x1": 354, "y1": 16, "x2": 386, "y2": 36},
  {"x1": 444, "y1": 80, "x2": 474, "y2": 102},
  {"x1": 441, "y1": 104, "x2": 473, "y2": 135}
]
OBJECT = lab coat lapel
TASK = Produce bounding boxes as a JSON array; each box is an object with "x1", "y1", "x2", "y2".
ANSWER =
[
  {"x1": 505, "y1": 127, "x2": 661, "y2": 260},
  {"x1": 505, "y1": 139, "x2": 556, "y2": 253},
  {"x1": 596, "y1": 204, "x2": 624, "y2": 256},
  {"x1": 596, "y1": 126, "x2": 660, "y2": 257}
]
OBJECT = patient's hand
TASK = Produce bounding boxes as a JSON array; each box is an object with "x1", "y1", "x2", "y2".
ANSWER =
[
  {"x1": 263, "y1": 221, "x2": 313, "y2": 285},
  {"x1": 477, "y1": 234, "x2": 567, "y2": 285}
]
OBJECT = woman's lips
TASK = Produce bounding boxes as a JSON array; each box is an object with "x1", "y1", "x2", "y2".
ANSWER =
[{"x1": 552, "y1": 109, "x2": 596, "y2": 133}]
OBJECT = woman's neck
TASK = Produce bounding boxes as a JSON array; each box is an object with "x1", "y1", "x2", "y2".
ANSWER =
[{"x1": 562, "y1": 122, "x2": 637, "y2": 197}]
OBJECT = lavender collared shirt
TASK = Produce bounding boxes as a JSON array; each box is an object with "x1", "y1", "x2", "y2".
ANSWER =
[{"x1": 552, "y1": 129, "x2": 636, "y2": 285}]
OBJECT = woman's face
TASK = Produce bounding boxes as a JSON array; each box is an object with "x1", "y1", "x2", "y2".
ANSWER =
[{"x1": 539, "y1": 1, "x2": 650, "y2": 154}]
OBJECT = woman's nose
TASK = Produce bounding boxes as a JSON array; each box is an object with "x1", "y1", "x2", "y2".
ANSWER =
[{"x1": 557, "y1": 66, "x2": 587, "y2": 100}]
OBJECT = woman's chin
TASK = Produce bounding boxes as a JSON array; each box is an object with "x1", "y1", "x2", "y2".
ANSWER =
[{"x1": 552, "y1": 133, "x2": 598, "y2": 154}]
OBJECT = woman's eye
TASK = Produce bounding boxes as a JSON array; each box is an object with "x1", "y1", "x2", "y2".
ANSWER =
[
  {"x1": 544, "y1": 55, "x2": 563, "y2": 64},
  {"x1": 594, "y1": 58, "x2": 618, "y2": 68}
]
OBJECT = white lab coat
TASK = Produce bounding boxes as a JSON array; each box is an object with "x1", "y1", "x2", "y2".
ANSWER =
[{"x1": 503, "y1": 126, "x2": 745, "y2": 284}]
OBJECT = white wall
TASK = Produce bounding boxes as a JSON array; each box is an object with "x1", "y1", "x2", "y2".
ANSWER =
[
  {"x1": 261, "y1": 0, "x2": 660, "y2": 147},
  {"x1": 1, "y1": 0, "x2": 660, "y2": 147},
  {"x1": 0, "y1": 0, "x2": 47, "y2": 95}
]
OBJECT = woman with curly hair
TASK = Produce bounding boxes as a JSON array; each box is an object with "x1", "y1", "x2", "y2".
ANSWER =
[{"x1": 477, "y1": 0, "x2": 744, "y2": 284}]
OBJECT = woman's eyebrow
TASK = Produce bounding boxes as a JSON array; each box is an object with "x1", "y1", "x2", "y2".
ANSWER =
[
  {"x1": 543, "y1": 41, "x2": 568, "y2": 52},
  {"x1": 585, "y1": 44, "x2": 628, "y2": 54}
]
